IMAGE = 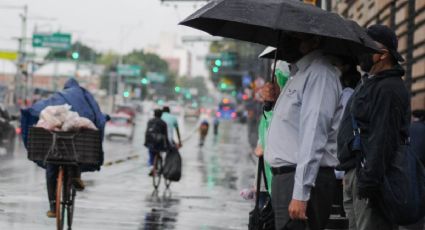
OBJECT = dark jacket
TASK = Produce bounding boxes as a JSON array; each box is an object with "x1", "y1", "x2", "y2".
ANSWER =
[
  {"x1": 410, "y1": 121, "x2": 425, "y2": 164},
  {"x1": 337, "y1": 66, "x2": 410, "y2": 191},
  {"x1": 21, "y1": 78, "x2": 108, "y2": 171}
]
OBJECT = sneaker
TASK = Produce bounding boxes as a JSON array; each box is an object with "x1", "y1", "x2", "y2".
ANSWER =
[
  {"x1": 46, "y1": 210, "x2": 56, "y2": 218},
  {"x1": 72, "y1": 178, "x2": 85, "y2": 191}
]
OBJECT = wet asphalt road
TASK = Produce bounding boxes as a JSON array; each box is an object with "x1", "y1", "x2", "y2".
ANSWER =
[{"x1": 0, "y1": 115, "x2": 255, "y2": 230}]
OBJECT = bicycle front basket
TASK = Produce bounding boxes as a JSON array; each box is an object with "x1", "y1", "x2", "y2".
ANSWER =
[{"x1": 28, "y1": 127, "x2": 102, "y2": 165}]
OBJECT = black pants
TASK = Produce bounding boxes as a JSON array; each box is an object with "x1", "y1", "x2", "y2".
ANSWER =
[
  {"x1": 46, "y1": 164, "x2": 81, "y2": 210},
  {"x1": 271, "y1": 168, "x2": 336, "y2": 230}
]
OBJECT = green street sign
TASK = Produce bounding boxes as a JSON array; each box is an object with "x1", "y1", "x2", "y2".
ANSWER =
[
  {"x1": 32, "y1": 33, "x2": 72, "y2": 49},
  {"x1": 117, "y1": 65, "x2": 141, "y2": 77},
  {"x1": 146, "y1": 72, "x2": 166, "y2": 83}
]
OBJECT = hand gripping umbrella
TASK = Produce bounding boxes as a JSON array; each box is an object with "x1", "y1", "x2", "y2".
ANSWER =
[{"x1": 180, "y1": 0, "x2": 379, "y2": 110}]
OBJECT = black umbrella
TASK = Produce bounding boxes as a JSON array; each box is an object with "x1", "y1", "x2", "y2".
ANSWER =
[
  {"x1": 180, "y1": 0, "x2": 379, "y2": 110},
  {"x1": 180, "y1": 0, "x2": 379, "y2": 56},
  {"x1": 258, "y1": 19, "x2": 378, "y2": 60}
]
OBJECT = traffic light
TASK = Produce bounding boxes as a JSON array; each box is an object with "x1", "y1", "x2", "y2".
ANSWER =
[
  {"x1": 141, "y1": 78, "x2": 149, "y2": 85},
  {"x1": 71, "y1": 52, "x2": 79, "y2": 60},
  {"x1": 123, "y1": 91, "x2": 130, "y2": 98},
  {"x1": 174, "y1": 86, "x2": 181, "y2": 93},
  {"x1": 220, "y1": 83, "x2": 227, "y2": 90},
  {"x1": 212, "y1": 66, "x2": 219, "y2": 73},
  {"x1": 215, "y1": 59, "x2": 222, "y2": 67}
]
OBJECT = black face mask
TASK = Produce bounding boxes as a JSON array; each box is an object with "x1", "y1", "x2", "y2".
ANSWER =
[
  {"x1": 358, "y1": 53, "x2": 375, "y2": 73},
  {"x1": 280, "y1": 36, "x2": 303, "y2": 63}
]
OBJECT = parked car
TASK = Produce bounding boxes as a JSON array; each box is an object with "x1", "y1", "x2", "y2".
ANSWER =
[
  {"x1": 0, "y1": 105, "x2": 17, "y2": 153},
  {"x1": 184, "y1": 105, "x2": 200, "y2": 118},
  {"x1": 105, "y1": 113, "x2": 135, "y2": 141},
  {"x1": 115, "y1": 104, "x2": 137, "y2": 118}
]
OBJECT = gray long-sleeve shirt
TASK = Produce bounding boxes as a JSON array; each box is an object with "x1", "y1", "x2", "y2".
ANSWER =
[{"x1": 264, "y1": 50, "x2": 342, "y2": 201}]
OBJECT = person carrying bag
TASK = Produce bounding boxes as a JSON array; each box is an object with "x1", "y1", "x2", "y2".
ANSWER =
[{"x1": 249, "y1": 156, "x2": 274, "y2": 230}]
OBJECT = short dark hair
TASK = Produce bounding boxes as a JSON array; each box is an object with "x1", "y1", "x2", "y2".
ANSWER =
[
  {"x1": 163, "y1": 106, "x2": 170, "y2": 113},
  {"x1": 412, "y1": 110, "x2": 425, "y2": 121},
  {"x1": 154, "y1": 109, "x2": 163, "y2": 118}
]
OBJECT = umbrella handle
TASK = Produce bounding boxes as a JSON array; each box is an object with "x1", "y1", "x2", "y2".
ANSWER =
[
  {"x1": 264, "y1": 101, "x2": 274, "y2": 111},
  {"x1": 264, "y1": 31, "x2": 282, "y2": 112}
]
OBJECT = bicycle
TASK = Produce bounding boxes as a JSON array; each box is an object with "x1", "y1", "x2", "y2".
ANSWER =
[
  {"x1": 27, "y1": 127, "x2": 102, "y2": 230},
  {"x1": 55, "y1": 165, "x2": 77, "y2": 230},
  {"x1": 152, "y1": 151, "x2": 171, "y2": 190}
]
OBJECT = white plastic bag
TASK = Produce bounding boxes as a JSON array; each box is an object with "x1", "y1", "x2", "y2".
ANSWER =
[
  {"x1": 61, "y1": 112, "x2": 80, "y2": 131},
  {"x1": 74, "y1": 117, "x2": 98, "y2": 130},
  {"x1": 38, "y1": 104, "x2": 72, "y2": 129},
  {"x1": 36, "y1": 104, "x2": 97, "y2": 131}
]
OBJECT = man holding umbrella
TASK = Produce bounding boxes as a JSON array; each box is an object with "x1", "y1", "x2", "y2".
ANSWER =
[{"x1": 261, "y1": 33, "x2": 342, "y2": 229}]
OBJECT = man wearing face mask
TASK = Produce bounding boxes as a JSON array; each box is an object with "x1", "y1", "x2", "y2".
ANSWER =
[
  {"x1": 337, "y1": 24, "x2": 409, "y2": 230},
  {"x1": 261, "y1": 33, "x2": 342, "y2": 230}
]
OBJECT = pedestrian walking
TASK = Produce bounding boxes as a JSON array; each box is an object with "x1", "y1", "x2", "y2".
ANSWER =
[
  {"x1": 337, "y1": 24, "x2": 410, "y2": 230},
  {"x1": 144, "y1": 109, "x2": 169, "y2": 176},
  {"x1": 261, "y1": 33, "x2": 342, "y2": 230}
]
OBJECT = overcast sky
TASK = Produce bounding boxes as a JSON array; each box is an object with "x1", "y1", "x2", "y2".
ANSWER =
[{"x1": 0, "y1": 0, "x2": 210, "y2": 76}]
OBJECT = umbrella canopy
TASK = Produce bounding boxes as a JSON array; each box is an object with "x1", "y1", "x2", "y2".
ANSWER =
[
  {"x1": 180, "y1": 0, "x2": 379, "y2": 56},
  {"x1": 258, "y1": 20, "x2": 378, "y2": 60}
]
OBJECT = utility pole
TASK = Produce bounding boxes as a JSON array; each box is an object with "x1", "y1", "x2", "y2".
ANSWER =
[
  {"x1": 16, "y1": 5, "x2": 28, "y2": 105},
  {"x1": 0, "y1": 4, "x2": 28, "y2": 105}
]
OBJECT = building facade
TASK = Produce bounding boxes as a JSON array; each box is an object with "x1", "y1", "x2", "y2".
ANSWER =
[{"x1": 333, "y1": 0, "x2": 425, "y2": 109}]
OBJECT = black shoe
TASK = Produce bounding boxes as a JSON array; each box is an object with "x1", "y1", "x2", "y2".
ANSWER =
[{"x1": 72, "y1": 178, "x2": 85, "y2": 191}]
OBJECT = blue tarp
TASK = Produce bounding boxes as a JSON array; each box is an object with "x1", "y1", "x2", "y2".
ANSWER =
[{"x1": 21, "y1": 78, "x2": 107, "y2": 171}]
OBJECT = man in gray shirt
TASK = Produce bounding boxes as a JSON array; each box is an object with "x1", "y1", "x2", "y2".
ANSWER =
[{"x1": 262, "y1": 33, "x2": 342, "y2": 230}]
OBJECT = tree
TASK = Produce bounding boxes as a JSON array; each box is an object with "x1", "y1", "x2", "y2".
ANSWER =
[
  {"x1": 177, "y1": 76, "x2": 208, "y2": 97},
  {"x1": 45, "y1": 41, "x2": 99, "y2": 62},
  {"x1": 123, "y1": 50, "x2": 168, "y2": 74}
]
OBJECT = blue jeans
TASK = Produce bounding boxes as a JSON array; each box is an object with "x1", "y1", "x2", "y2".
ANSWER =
[{"x1": 148, "y1": 149, "x2": 157, "y2": 166}]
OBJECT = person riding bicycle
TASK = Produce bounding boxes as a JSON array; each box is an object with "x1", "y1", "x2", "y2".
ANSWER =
[
  {"x1": 199, "y1": 120, "x2": 209, "y2": 146},
  {"x1": 21, "y1": 78, "x2": 107, "y2": 218},
  {"x1": 144, "y1": 109, "x2": 169, "y2": 176},
  {"x1": 161, "y1": 106, "x2": 182, "y2": 149}
]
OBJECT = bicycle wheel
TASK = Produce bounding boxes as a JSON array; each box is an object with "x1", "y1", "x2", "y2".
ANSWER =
[
  {"x1": 67, "y1": 186, "x2": 76, "y2": 229},
  {"x1": 152, "y1": 154, "x2": 162, "y2": 190},
  {"x1": 56, "y1": 167, "x2": 65, "y2": 230}
]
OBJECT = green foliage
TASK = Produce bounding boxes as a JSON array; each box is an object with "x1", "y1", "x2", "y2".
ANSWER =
[
  {"x1": 177, "y1": 76, "x2": 208, "y2": 97},
  {"x1": 45, "y1": 41, "x2": 99, "y2": 62}
]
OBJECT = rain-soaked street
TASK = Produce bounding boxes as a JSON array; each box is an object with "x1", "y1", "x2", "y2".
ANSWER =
[{"x1": 0, "y1": 115, "x2": 255, "y2": 229}]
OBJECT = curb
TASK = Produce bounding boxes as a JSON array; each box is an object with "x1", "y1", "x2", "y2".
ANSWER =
[{"x1": 103, "y1": 154, "x2": 139, "y2": 167}]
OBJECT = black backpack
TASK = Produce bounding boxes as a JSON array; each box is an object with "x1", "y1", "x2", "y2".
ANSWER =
[
  {"x1": 352, "y1": 116, "x2": 425, "y2": 225},
  {"x1": 145, "y1": 119, "x2": 167, "y2": 151}
]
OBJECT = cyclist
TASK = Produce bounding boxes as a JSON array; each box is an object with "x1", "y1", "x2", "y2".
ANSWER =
[
  {"x1": 161, "y1": 106, "x2": 182, "y2": 149},
  {"x1": 21, "y1": 78, "x2": 107, "y2": 218},
  {"x1": 144, "y1": 109, "x2": 169, "y2": 176},
  {"x1": 199, "y1": 120, "x2": 209, "y2": 146}
]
